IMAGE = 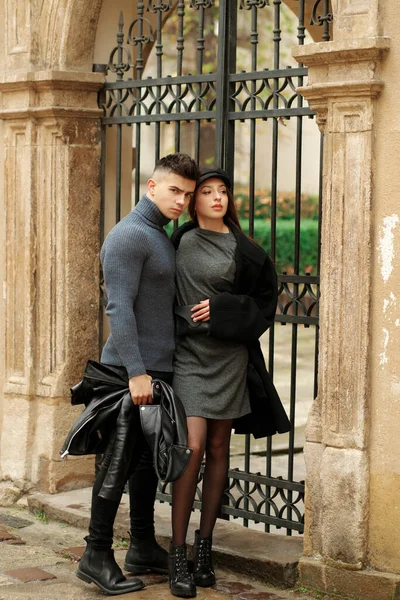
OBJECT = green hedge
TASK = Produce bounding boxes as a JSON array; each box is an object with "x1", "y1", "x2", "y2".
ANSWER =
[
  {"x1": 166, "y1": 218, "x2": 319, "y2": 274},
  {"x1": 242, "y1": 218, "x2": 319, "y2": 274},
  {"x1": 234, "y1": 188, "x2": 319, "y2": 221}
]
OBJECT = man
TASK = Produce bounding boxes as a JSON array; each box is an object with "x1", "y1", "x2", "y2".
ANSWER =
[{"x1": 77, "y1": 154, "x2": 199, "y2": 595}]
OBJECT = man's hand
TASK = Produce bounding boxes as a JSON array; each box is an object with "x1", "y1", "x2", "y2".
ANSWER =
[
  {"x1": 129, "y1": 373, "x2": 153, "y2": 405},
  {"x1": 191, "y1": 299, "x2": 210, "y2": 322}
]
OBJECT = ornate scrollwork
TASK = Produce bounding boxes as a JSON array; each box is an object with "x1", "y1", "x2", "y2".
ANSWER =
[
  {"x1": 107, "y1": 13, "x2": 133, "y2": 80},
  {"x1": 102, "y1": 77, "x2": 217, "y2": 120},
  {"x1": 157, "y1": 469, "x2": 305, "y2": 532},
  {"x1": 310, "y1": 0, "x2": 333, "y2": 41},
  {"x1": 239, "y1": 0, "x2": 270, "y2": 9},
  {"x1": 230, "y1": 72, "x2": 301, "y2": 113},
  {"x1": 189, "y1": 0, "x2": 215, "y2": 9},
  {"x1": 127, "y1": 18, "x2": 154, "y2": 47},
  {"x1": 224, "y1": 470, "x2": 304, "y2": 531},
  {"x1": 277, "y1": 275, "x2": 319, "y2": 324},
  {"x1": 147, "y1": 0, "x2": 172, "y2": 12}
]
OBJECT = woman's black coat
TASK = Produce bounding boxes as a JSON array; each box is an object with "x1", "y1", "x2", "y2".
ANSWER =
[{"x1": 171, "y1": 221, "x2": 291, "y2": 439}]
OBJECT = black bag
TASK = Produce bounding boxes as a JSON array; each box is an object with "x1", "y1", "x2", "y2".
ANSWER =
[
  {"x1": 174, "y1": 304, "x2": 210, "y2": 337},
  {"x1": 140, "y1": 379, "x2": 193, "y2": 482}
]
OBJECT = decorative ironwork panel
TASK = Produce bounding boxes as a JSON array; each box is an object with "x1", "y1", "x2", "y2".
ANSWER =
[
  {"x1": 97, "y1": 0, "x2": 333, "y2": 534},
  {"x1": 158, "y1": 467, "x2": 304, "y2": 532},
  {"x1": 101, "y1": 75, "x2": 217, "y2": 124}
]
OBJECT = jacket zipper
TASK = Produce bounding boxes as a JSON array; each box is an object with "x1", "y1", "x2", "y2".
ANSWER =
[{"x1": 60, "y1": 404, "x2": 111, "y2": 459}]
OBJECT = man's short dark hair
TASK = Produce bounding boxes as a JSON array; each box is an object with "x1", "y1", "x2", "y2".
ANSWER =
[{"x1": 153, "y1": 153, "x2": 200, "y2": 182}]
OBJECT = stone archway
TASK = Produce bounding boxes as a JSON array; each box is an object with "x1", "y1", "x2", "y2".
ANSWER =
[
  {"x1": 39, "y1": 0, "x2": 103, "y2": 70},
  {"x1": 0, "y1": 0, "x2": 338, "y2": 502}
]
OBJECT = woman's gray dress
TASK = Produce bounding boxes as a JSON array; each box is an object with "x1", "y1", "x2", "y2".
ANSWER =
[{"x1": 173, "y1": 227, "x2": 250, "y2": 420}]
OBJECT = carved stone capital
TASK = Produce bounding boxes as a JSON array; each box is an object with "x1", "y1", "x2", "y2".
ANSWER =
[
  {"x1": 0, "y1": 71, "x2": 104, "y2": 120},
  {"x1": 293, "y1": 38, "x2": 390, "y2": 133},
  {"x1": 293, "y1": 37, "x2": 390, "y2": 69}
]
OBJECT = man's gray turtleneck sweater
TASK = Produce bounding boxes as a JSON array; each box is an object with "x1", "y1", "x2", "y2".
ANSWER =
[{"x1": 100, "y1": 195, "x2": 175, "y2": 378}]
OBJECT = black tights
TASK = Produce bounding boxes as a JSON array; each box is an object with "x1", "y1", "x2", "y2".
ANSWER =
[
  {"x1": 87, "y1": 370, "x2": 172, "y2": 550},
  {"x1": 171, "y1": 417, "x2": 232, "y2": 545}
]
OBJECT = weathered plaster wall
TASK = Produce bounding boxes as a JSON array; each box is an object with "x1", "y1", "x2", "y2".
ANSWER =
[
  {"x1": 0, "y1": 0, "x2": 5, "y2": 443},
  {"x1": 368, "y1": 0, "x2": 400, "y2": 574},
  {"x1": 294, "y1": 0, "x2": 400, "y2": 597}
]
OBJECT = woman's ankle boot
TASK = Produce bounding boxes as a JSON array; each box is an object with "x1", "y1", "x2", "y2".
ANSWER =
[
  {"x1": 77, "y1": 538, "x2": 144, "y2": 595},
  {"x1": 168, "y1": 541, "x2": 196, "y2": 598},
  {"x1": 193, "y1": 530, "x2": 216, "y2": 587}
]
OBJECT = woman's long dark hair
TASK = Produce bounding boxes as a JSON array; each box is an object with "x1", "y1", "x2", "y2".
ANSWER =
[{"x1": 188, "y1": 185, "x2": 242, "y2": 230}]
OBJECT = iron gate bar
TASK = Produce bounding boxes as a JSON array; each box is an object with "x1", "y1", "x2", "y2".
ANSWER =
[
  {"x1": 98, "y1": 125, "x2": 107, "y2": 358},
  {"x1": 215, "y1": 0, "x2": 235, "y2": 168},
  {"x1": 98, "y1": 0, "x2": 331, "y2": 534},
  {"x1": 266, "y1": 0, "x2": 281, "y2": 533},
  {"x1": 101, "y1": 108, "x2": 312, "y2": 126},
  {"x1": 231, "y1": 67, "x2": 309, "y2": 80},
  {"x1": 174, "y1": 0, "x2": 185, "y2": 153},
  {"x1": 101, "y1": 67, "x2": 310, "y2": 89},
  {"x1": 132, "y1": 4, "x2": 145, "y2": 205},
  {"x1": 193, "y1": 0, "x2": 211, "y2": 163},
  {"x1": 103, "y1": 74, "x2": 216, "y2": 87},
  {"x1": 227, "y1": 108, "x2": 313, "y2": 119}
]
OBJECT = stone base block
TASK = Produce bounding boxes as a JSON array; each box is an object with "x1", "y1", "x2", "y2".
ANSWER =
[
  {"x1": 38, "y1": 455, "x2": 95, "y2": 494},
  {"x1": 0, "y1": 482, "x2": 24, "y2": 506},
  {"x1": 300, "y1": 557, "x2": 400, "y2": 600}
]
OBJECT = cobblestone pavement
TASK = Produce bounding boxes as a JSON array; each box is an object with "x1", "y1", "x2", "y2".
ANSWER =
[{"x1": 0, "y1": 505, "x2": 322, "y2": 600}]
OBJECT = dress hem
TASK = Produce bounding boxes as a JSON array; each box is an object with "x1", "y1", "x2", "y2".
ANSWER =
[{"x1": 183, "y1": 409, "x2": 251, "y2": 421}]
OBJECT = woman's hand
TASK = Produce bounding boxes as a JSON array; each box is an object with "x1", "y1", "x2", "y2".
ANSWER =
[{"x1": 191, "y1": 299, "x2": 210, "y2": 322}]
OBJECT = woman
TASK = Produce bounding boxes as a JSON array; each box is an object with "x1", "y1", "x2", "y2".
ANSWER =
[{"x1": 169, "y1": 168, "x2": 290, "y2": 598}]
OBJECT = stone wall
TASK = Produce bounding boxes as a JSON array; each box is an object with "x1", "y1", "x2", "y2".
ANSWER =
[
  {"x1": 294, "y1": 0, "x2": 400, "y2": 597},
  {"x1": 368, "y1": 0, "x2": 400, "y2": 576}
]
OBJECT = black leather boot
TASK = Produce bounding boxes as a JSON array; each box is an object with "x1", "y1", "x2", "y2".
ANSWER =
[
  {"x1": 77, "y1": 539, "x2": 144, "y2": 596},
  {"x1": 193, "y1": 530, "x2": 215, "y2": 587},
  {"x1": 124, "y1": 532, "x2": 168, "y2": 574},
  {"x1": 169, "y1": 542, "x2": 196, "y2": 598}
]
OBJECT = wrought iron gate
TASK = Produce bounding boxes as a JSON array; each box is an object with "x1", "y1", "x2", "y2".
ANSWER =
[{"x1": 96, "y1": 0, "x2": 332, "y2": 534}]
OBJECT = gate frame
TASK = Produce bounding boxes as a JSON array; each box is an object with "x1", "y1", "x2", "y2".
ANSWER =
[{"x1": 97, "y1": 0, "x2": 332, "y2": 534}]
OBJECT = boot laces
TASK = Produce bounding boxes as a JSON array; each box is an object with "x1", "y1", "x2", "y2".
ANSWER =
[
  {"x1": 174, "y1": 546, "x2": 190, "y2": 579},
  {"x1": 197, "y1": 538, "x2": 212, "y2": 569}
]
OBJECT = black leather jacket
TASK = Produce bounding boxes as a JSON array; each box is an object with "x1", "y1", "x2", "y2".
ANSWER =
[{"x1": 60, "y1": 361, "x2": 192, "y2": 501}]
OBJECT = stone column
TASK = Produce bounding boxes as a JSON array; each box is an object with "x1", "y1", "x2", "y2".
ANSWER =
[
  {"x1": 293, "y1": 11, "x2": 400, "y2": 600},
  {"x1": 0, "y1": 71, "x2": 103, "y2": 494}
]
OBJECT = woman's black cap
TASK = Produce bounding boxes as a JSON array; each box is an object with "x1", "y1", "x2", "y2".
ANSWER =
[{"x1": 195, "y1": 167, "x2": 232, "y2": 190}]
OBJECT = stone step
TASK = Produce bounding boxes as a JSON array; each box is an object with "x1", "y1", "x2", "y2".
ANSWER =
[{"x1": 27, "y1": 487, "x2": 303, "y2": 589}]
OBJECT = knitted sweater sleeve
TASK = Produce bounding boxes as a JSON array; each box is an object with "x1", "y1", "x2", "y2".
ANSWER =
[{"x1": 101, "y1": 224, "x2": 149, "y2": 378}]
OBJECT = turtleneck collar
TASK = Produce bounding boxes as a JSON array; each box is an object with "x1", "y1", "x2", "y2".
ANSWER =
[{"x1": 135, "y1": 194, "x2": 171, "y2": 229}]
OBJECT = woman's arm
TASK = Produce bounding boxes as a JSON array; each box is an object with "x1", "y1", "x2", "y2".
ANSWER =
[{"x1": 207, "y1": 257, "x2": 278, "y2": 343}]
